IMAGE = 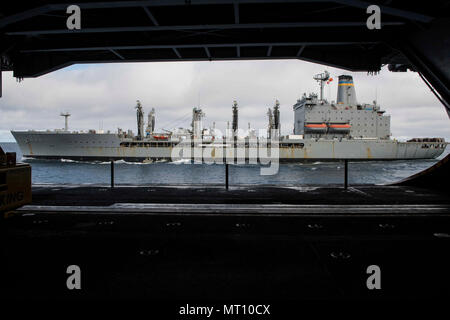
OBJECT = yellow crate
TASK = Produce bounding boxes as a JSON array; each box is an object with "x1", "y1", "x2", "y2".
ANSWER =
[{"x1": 0, "y1": 163, "x2": 32, "y2": 212}]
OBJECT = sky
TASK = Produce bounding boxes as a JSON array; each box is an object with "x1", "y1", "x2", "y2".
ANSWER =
[{"x1": 1, "y1": 59, "x2": 449, "y2": 142}]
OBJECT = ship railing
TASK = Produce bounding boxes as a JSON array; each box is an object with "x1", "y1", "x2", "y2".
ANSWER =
[{"x1": 107, "y1": 159, "x2": 352, "y2": 191}]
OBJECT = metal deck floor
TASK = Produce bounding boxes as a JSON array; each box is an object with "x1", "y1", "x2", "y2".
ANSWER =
[
  {"x1": 28, "y1": 184, "x2": 450, "y2": 206},
  {"x1": 2, "y1": 184, "x2": 450, "y2": 301}
]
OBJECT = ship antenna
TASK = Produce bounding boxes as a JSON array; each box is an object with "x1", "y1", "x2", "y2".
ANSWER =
[
  {"x1": 375, "y1": 87, "x2": 378, "y2": 105},
  {"x1": 313, "y1": 70, "x2": 330, "y2": 101}
]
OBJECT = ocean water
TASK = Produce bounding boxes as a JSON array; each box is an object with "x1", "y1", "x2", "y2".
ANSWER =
[{"x1": 1, "y1": 142, "x2": 448, "y2": 186}]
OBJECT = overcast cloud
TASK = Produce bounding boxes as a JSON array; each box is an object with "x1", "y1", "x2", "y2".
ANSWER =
[{"x1": 1, "y1": 60, "x2": 449, "y2": 142}]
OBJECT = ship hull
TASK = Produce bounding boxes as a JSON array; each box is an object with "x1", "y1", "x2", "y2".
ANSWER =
[{"x1": 11, "y1": 131, "x2": 446, "y2": 162}]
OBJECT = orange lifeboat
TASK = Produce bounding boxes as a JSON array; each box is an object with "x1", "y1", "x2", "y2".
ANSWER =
[
  {"x1": 152, "y1": 135, "x2": 168, "y2": 140},
  {"x1": 328, "y1": 124, "x2": 351, "y2": 129},
  {"x1": 328, "y1": 123, "x2": 351, "y2": 132},
  {"x1": 304, "y1": 123, "x2": 327, "y2": 132},
  {"x1": 305, "y1": 123, "x2": 327, "y2": 129}
]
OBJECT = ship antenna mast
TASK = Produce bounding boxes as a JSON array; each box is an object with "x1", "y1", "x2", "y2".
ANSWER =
[
  {"x1": 313, "y1": 70, "x2": 330, "y2": 101},
  {"x1": 60, "y1": 112, "x2": 71, "y2": 131}
]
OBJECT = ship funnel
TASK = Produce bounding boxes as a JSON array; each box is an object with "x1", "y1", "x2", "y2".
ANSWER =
[{"x1": 337, "y1": 75, "x2": 357, "y2": 106}]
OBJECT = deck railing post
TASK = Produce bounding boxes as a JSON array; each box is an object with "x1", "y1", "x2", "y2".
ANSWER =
[
  {"x1": 225, "y1": 163, "x2": 229, "y2": 190},
  {"x1": 344, "y1": 159, "x2": 348, "y2": 189},
  {"x1": 111, "y1": 160, "x2": 115, "y2": 189}
]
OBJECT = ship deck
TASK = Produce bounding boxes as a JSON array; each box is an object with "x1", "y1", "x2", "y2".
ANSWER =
[
  {"x1": 3, "y1": 184, "x2": 450, "y2": 302},
  {"x1": 25, "y1": 183, "x2": 450, "y2": 206}
]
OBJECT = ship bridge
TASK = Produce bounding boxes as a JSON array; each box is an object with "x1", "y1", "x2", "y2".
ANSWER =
[{"x1": 1, "y1": 1, "x2": 450, "y2": 302}]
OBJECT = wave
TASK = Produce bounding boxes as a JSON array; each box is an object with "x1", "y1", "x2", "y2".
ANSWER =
[
  {"x1": 95, "y1": 159, "x2": 154, "y2": 165},
  {"x1": 170, "y1": 159, "x2": 192, "y2": 164}
]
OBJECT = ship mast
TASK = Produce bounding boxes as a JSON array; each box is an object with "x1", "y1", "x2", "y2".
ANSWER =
[{"x1": 313, "y1": 70, "x2": 330, "y2": 101}]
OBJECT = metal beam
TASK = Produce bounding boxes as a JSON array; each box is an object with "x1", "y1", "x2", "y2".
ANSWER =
[
  {"x1": 204, "y1": 47, "x2": 211, "y2": 58},
  {"x1": 296, "y1": 45, "x2": 305, "y2": 56},
  {"x1": 0, "y1": 0, "x2": 432, "y2": 29},
  {"x1": 109, "y1": 49, "x2": 125, "y2": 60},
  {"x1": 14, "y1": 53, "x2": 372, "y2": 78},
  {"x1": 234, "y1": 3, "x2": 239, "y2": 24},
  {"x1": 173, "y1": 48, "x2": 182, "y2": 58},
  {"x1": 236, "y1": 45, "x2": 240, "y2": 57},
  {"x1": 21, "y1": 41, "x2": 375, "y2": 53},
  {"x1": 17, "y1": 203, "x2": 450, "y2": 215},
  {"x1": 142, "y1": 6, "x2": 159, "y2": 26},
  {"x1": 267, "y1": 46, "x2": 272, "y2": 57},
  {"x1": 6, "y1": 21, "x2": 404, "y2": 36},
  {"x1": 333, "y1": 0, "x2": 434, "y2": 23},
  {"x1": 0, "y1": 4, "x2": 58, "y2": 28}
]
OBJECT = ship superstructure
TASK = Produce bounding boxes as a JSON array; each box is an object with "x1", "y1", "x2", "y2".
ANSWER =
[
  {"x1": 11, "y1": 72, "x2": 447, "y2": 162},
  {"x1": 293, "y1": 74, "x2": 390, "y2": 140}
]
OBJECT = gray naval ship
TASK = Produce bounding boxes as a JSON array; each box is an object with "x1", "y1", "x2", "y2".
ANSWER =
[{"x1": 11, "y1": 72, "x2": 447, "y2": 162}]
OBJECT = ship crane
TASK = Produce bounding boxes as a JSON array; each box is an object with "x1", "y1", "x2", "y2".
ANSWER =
[
  {"x1": 146, "y1": 107, "x2": 155, "y2": 136},
  {"x1": 273, "y1": 100, "x2": 280, "y2": 138},
  {"x1": 232, "y1": 100, "x2": 238, "y2": 137},
  {"x1": 135, "y1": 100, "x2": 145, "y2": 140},
  {"x1": 267, "y1": 107, "x2": 274, "y2": 139}
]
